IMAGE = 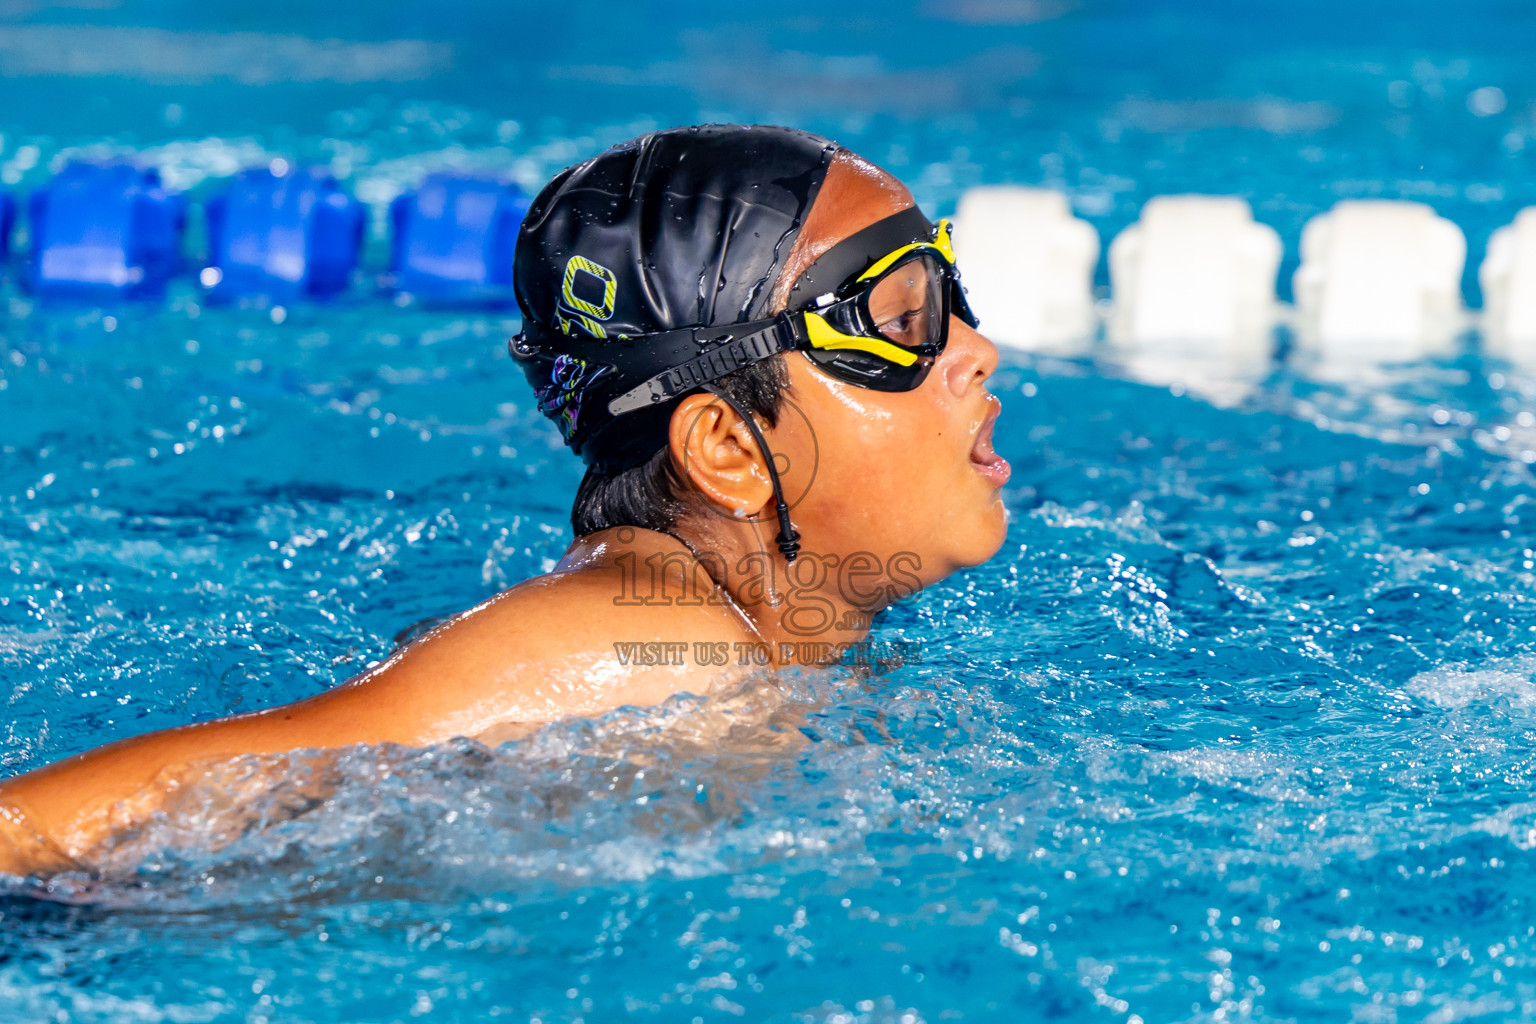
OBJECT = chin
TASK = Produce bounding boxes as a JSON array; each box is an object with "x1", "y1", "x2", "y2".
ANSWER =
[
  {"x1": 971, "y1": 528, "x2": 1009, "y2": 568},
  {"x1": 960, "y1": 500, "x2": 1010, "y2": 567},
  {"x1": 921, "y1": 504, "x2": 1009, "y2": 582}
]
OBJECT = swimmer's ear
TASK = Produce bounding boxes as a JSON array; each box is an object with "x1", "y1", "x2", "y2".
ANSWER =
[{"x1": 668, "y1": 392, "x2": 774, "y2": 518}]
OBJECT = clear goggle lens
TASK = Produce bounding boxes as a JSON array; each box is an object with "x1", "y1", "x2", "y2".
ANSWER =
[
  {"x1": 803, "y1": 251, "x2": 951, "y2": 392},
  {"x1": 865, "y1": 251, "x2": 945, "y2": 351}
]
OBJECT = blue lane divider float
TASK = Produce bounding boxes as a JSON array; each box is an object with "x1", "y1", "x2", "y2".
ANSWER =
[
  {"x1": 29, "y1": 162, "x2": 185, "y2": 299},
  {"x1": 0, "y1": 192, "x2": 14, "y2": 261},
  {"x1": 389, "y1": 174, "x2": 528, "y2": 304},
  {"x1": 203, "y1": 164, "x2": 365, "y2": 301}
]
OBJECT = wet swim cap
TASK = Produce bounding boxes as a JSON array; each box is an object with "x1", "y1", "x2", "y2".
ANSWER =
[{"x1": 511, "y1": 124, "x2": 839, "y2": 472}]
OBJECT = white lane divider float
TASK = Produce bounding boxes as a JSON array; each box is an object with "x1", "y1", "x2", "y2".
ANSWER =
[
  {"x1": 1480, "y1": 207, "x2": 1536, "y2": 364},
  {"x1": 1106, "y1": 195, "x2": 1283, "y2": 354},
  {"x1": 951, "y1": 186, "x2": 1099, "y2": 354},
  {"x1": 1292, "y1": 200, "x2": 1467, "y2": 362}
]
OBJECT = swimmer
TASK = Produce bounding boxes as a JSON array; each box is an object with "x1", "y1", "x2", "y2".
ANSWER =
[{"x1": 0, "y1": 124, "x2": 1010, "y2": 875}]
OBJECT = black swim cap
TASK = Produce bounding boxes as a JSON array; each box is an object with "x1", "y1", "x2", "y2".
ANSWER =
[{"x1": 511, "y1": 124, "x2": 839, "y2": 472}]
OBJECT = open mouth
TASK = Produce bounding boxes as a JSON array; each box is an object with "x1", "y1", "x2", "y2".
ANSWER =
[{"x1": 969, "y1": 401, "x2": 1011, "y2": 486}]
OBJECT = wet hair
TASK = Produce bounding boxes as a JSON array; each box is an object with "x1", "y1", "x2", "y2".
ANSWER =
[{"x1": 570, "y1": 356, "x2": 789, "y2": 536}]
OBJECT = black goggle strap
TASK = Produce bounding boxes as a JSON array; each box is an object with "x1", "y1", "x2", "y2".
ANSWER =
[
  {"x1": 699, "y1": 383, "x2": 801, "y2": 564},
  {"x1": 602, "y1": 318, "x2": 796, "y2": 417},
  {"x1": 512, "y1": 270, "x2": 940, "y2": 426},
  {"x1": 784, "y1": 206, "x2": 937, "y2": 310},
  {"x1": 513, "y1": 317, "x2": 797, "y2": 418}
]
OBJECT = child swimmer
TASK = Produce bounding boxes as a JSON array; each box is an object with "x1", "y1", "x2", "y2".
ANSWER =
[{"x1": 0, "y1": 124, "x2": 1011, "y2": 874}]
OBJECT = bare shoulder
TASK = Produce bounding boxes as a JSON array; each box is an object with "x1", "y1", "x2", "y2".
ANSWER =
[
  {"x1": 449, "y1": 555, "x2": 760, "y2": 661},
  {"x1": 314, "y1": 557, "x2": 760, "y2": 744}
]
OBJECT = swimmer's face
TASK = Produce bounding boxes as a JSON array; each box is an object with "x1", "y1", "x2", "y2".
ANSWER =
[{"x1": 762, "y1": 151, "x2": 1010, "y2": 587}]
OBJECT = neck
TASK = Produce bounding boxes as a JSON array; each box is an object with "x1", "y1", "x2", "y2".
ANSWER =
[{"x1": 557, "y1": 518, "x2": 884, "y2": 670}]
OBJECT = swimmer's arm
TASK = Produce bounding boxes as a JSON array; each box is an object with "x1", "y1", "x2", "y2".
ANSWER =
[
  {"x1": 0, "y1": 615, "x2": 539, "y2": 872},
  {"x1": 0, "y1": 577, "x2": 731, "y2": 874},
  {"x1": 0, "y1": 688, "x2": 367, "y2": 874},
  {"x1": 0, "y1": 590, "x2": 531, "y2": 872}
]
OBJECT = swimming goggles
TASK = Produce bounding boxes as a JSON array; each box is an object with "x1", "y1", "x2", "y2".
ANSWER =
[{"x1": 511, "y1": 206, "x2": 979, "y2": 416}]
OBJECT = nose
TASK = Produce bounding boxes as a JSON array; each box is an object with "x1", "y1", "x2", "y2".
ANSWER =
[{"x1": 940, "y1": 315, "x2": 999, "y2": 398}]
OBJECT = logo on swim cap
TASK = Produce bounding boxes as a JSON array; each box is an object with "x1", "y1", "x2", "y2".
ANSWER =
[
  {"x1": 556, "y1": 255, "x2": 617, "y2": 339},
  {"x1": 535, "y1": 353, "x2": 611, "y2": 443}
]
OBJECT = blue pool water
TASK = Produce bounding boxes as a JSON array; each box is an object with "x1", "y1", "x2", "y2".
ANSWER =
[{"x1": 7, "y1": 1, "x2": 1536, "y2": 1020}]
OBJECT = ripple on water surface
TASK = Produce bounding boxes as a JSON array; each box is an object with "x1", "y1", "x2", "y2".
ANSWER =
[{"x1": 7, "y1": 289, "x2": 1536, "y2": 1021}]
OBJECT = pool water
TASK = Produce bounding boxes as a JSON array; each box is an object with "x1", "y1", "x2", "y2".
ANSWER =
[{"x1": 6, "y1": 1, "x2": 1536, "y2": 1021}]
